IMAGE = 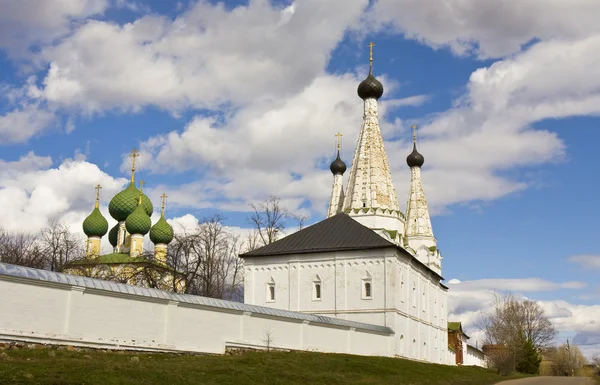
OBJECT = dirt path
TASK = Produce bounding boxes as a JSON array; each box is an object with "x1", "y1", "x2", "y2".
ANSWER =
[{"x1": 496, "y1": 377, "x2": 596, "y2": 385}]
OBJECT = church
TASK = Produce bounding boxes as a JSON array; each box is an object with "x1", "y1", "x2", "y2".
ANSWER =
[
  {"x1": 0, "y1": 44, "x2": 456, "y2": 365},
  {"x1": 240, "y1": 45, "x2": 448, "y2": 363},
  {"x1": 64, "y1": 152, "x2": 186, "y2": 292}
]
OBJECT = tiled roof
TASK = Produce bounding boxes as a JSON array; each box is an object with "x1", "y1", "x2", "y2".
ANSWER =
[{"x1": 241, "y1": 213, "x2": 396, "y2": 257}]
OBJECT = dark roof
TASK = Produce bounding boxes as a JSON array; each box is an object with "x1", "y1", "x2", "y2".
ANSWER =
[
  {"x1": 241, "y1": 213, "x2": 395, "y2": 257},
  {"x1": 240, "y1": 213, "x2": 444, "y2": 281}
]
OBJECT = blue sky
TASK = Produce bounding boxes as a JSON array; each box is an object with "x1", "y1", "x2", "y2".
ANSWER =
[{"x1": 1, "y1": 0, "x2": 599, "y2": 357}]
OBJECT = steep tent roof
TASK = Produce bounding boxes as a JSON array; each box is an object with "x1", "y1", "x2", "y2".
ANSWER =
[
  {"x1": 240, "y1": 213, "x2": 395, "y2": 258},
  {"x1": 448, "y1": 321, "x2": 470, "y2": 339}
]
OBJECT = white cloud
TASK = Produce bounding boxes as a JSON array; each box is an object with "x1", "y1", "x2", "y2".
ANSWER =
[
  {"x1": 0, "y1": 152, "x2": 125, "y2": 233},
  {"x1": 366, "y1": 0, "x2": 600, "y2": 58},
  {"x1": 0, "y1": 0, "x2": 108, "y2": 58},
  {"x1": 0, "y1": 105, "x2": 56, "y2": 143},
  {"x1": 33, "y1": 0, "x2": 368, "y2": 114},
  {"x1": 568, "y1": 255, "x2": 600, "y2": 270},
  {"x1": 447, "y1": 277, "x2": 600, "y2": 358},
  {"x1": 448, "y1": 278, "x2": 587, "y2": 293}
]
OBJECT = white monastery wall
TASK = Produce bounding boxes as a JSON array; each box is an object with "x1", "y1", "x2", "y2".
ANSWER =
[
  {"x1": 0, "y1": 263, "x2": 393, "y2": 357},
  {"x1": 243, "y1": 249, "x2": 448, "y2": 363},
  {"x1": 464, "y1": 345, "x2": 487, "y2": 367}
]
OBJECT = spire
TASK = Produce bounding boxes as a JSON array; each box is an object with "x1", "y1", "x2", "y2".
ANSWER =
[
  {"x1": 327, "y1": 134, "x2": 346, "y2": 217},
  {"x1": 344, "y1": 42, "x2": 399, "y2": 212},
  {"x1": 404, "y1": 124, "x2": 436, "y2": 250},
  {"x1": 129, "y1": 148, "x2": 140, "y2": 184}
]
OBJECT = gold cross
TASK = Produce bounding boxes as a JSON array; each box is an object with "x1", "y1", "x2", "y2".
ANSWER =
[
  {"x1": 139, "y1": 179, "x2": 145, "y2": 193},
  {"x1": 369, "y1": 42, "x2": 375, "y2": 64},
  {"x1": 411, "y1": 124, "x2": 418, "y2": 144},
  {"x1": 335, "y1": 132, "x2": 343, "y2": 151},
  {"x1": 129, "y1": 148, "x2": 140, "y2": 183},
  {"x1": 94, "y1": 184, "x2": 102, "y2": 208},
  {"x1": 161, "y1": 193, "x2": 168, "y2": 215}
]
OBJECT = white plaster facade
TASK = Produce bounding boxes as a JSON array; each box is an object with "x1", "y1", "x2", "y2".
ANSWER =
[
  {"x1": 465, "y1": 345, "x2": 487, "y2": 367},
  {"x1": 243, "y1": 248, "x2": 449, "y2": 364},
  {"x1": 0, "y1": 263, "x2": 393, "y2": 357}
]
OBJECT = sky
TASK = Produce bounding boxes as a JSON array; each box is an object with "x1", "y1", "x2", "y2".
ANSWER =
[{"x1": 0, "y1": 0, "x2": 599, "y2": 358}]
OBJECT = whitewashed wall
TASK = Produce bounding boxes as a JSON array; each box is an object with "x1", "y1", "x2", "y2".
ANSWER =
[
  {"x1": 243, "y1": 248, "x2": 449, "y2": 364},
  {"x1": 464, "y1": 345, "x2": 487, "y2": 367},
  {"x1": 0, "y1": 264, "x2": 393, "y2": 357}
]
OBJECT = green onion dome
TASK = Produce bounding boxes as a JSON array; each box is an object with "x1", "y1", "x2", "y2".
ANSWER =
[
  {"x1": 82, "y1": 207, "x2": 109, "y2": 237},
  {"x1": 108, "y1": 223, "x2": 119, "y2": 247},
  {"x1": 125, "y1": 201, "x2": 152, "y2": 235},
  {"x1": 108, "y1": 182, "x2": 153, "y2": 221},
  {"x1": 149, "y1": 216, "x2": 174, "y2": 245}
]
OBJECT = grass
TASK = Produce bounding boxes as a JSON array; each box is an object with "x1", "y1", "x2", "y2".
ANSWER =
[{"x1": 0, "y1": 348, "x2": 530, "y2": 385}]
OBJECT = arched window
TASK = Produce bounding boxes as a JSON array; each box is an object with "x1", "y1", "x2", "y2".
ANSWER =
[
  {"x1": 266, "y1": 277, "x2": 275, "y2": 302},
  {"x1": 313, "y1": 274, "x2": 322, "y2": 301},
  {"x1": 362, "y1": 271, "x2": 372, "y2": 299}
]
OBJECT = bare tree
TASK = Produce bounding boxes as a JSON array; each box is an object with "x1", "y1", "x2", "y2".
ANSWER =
[
  {"x1": 479, "y1": 292, "x2": 556, "y2": 374},
  {"x1": 0, "y1": 229, "x2": 46, "y2": 269},
  {"x1": 167, "y1": 214, "x2": 245, "y2": 299},
  {"x1": 262, "y1": 326, "x2": 275, "y2": 352},
  {"x1": 544, "y1": 343, "x2": 588, "y2": 376},
  {"x1": 247, "y1": 196, "x2": 305, "y2": 247},
  {"x1": 39, "y1": 219, "x2": 84, "y2": 272}
]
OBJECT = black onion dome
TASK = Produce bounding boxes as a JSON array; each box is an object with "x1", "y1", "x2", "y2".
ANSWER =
[
  {"x1": 406, "y1": 144, "x2": 425, "y2": 168},
  {"x1": 329, "y1": 151, "x2": 347, "y2": 175},
  {"x1": 357, "y1": 72, "x2": 384, "y2": 100}
]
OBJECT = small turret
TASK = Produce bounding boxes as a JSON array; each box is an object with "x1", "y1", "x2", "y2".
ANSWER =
[
  {"x1": 150, "y1": 193, "x2": 174, "y2": 264},
  {"x1": 327, "y1": 133, "x2": 347, "y2": 217},
  {"x1": 82, "y1": 184, "x2": 109, "y2": 257}
]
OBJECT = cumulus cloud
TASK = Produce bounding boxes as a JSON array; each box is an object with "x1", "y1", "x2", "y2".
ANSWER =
[
  {"x1": 446, "y1": 278, "x2": 600, "y2": 358},
  {"x1": 366, "y1": 0, "x2": 600, "y2": 58},
  {"x1": 0, "y1": 105, "x2": 56, "y2": 143},
  {"x1": 0, "y1": 0, "x2": 108, "y2": 58},
  {"x1": 31, "y1": 0, "x2": 368, "y2": 114},
  {"x1": 0, "y1": 152, "x2": 125, "y2": 233}
]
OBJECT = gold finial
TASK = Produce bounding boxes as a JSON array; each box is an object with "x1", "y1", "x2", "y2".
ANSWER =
[
  {"x1": 94, "y1": 184, "x2": 102, "y2": 209},
  {"x1": 369, "y1": 42, "x2": 375, "y2": 73},
  {"x1": 138, "y1": 190, "x2": 143, "y2": 205},
  {"x1": 335, "y1": 132, "x2": 343, "y2": 151},
  {"x1": 160, "y1": 193, "x2": 167, "y2": 216},
  {"x1": 411, "y1": 124, "x2": 418, "y2": 144},
  {"x1": 139, "y1": 179, "x2": 145, "y2": 193},
  {"x1": 129, "y1": 148, "x2": 140, "y2": 183}
]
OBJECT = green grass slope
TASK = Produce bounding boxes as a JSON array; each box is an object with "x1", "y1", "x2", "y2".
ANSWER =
[{"x1": 0, "y1": 349, "x2": 529, "y2": 385}]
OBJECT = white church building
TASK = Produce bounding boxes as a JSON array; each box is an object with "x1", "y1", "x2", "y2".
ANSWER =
[
  {"x1": 240, "y1": 47, "x2": 449, "y2": 364},
  {"x1": 0, "y1": 46, "x2": 455, "y2": 365}
]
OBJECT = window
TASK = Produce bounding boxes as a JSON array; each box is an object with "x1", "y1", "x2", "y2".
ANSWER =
[
  {"x1": 266, "y1": 277, "x2": 275, "y2": 302},
  {"x1": 362, "y1": 271, "x2": 372, "y2": 300},
  {"x1": 313, "y1": 274, "x2": 322, "y2": 301}
]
